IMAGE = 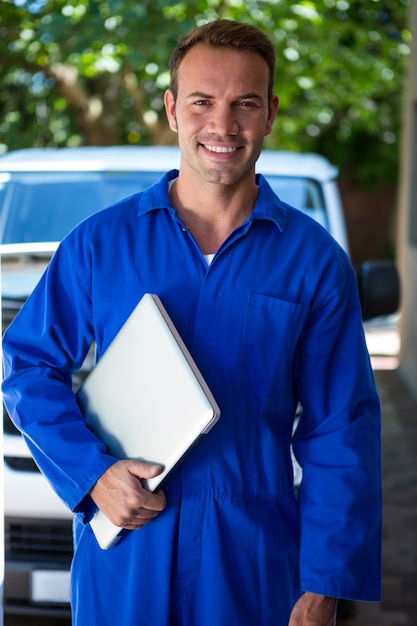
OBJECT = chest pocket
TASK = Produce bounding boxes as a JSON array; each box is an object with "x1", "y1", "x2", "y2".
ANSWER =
[{"x1": 238, "y1": 292, "x2": 309, "y2": 395}]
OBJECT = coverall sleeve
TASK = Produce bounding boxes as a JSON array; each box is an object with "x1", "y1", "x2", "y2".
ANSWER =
[
  {"x1": 2, "y1": 239, "x2": 116, "y2": 519},
  {"x1": 292, "y1": 257, "x2": 382, "y2": 601}
]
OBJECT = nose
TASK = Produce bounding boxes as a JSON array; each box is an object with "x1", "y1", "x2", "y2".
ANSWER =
[{"x1": 208, "y1": 103, "x2": 239, "y2": 136}]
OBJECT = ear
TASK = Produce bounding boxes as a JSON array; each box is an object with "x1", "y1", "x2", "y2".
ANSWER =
[
  {"x1": 164, "y1": 89, "x2": 178, "y2": 133},
  {"x1": 265, "y1": 94, "x2": 279, "y2": 137}
]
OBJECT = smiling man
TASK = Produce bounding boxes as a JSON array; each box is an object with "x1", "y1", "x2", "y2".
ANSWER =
[
  {"x1": 164, "y1": 41, "x2": 278, "y2": 256},
  {"x1": 2, "y1": 20, "x2": 382, "y2": 626}
]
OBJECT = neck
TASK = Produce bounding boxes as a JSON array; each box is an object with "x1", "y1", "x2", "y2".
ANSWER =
[{"x1": 170, "y1": 175, "x2": 258, "y2": 255}]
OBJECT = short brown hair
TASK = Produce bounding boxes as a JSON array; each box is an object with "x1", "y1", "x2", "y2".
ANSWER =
[{"x1": 169, "y1": 19, "x2": 276, "y2": 103}]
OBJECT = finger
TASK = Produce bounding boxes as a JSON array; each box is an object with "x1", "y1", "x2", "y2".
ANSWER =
[
  {"x1": 121, "y1": 503, "x2": 165, "y2": 529},
  {"x1": 112, "y1": 501, "x2": 162, "y2": 527},
  {"x1": 127, "y1": 460, "x2": 164, "y2": 479},
  {"x1": 136, "y1": 507, "x2": 162, "y2": 521},
  {"x1": 133, "y1": 487, "x2": 167, "y2": 513}
]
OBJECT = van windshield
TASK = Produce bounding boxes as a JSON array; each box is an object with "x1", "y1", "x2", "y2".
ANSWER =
[{"x1": 0, "y1": 171, "x2": 162, "y2": 245}]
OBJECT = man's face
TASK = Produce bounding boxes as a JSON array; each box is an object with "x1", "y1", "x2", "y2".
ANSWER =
[{"x1": 164, "y1": 44, "x2": 279, "y2": 188}]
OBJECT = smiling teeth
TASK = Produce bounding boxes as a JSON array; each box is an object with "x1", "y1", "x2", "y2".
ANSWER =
[{"x1": 205, "y1": 145, "x2": 237, "y2": 153}]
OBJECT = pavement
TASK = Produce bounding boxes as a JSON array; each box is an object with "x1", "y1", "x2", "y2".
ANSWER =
[{"x1": 338, "y1": 320, "x2": 417, "y2": 625}]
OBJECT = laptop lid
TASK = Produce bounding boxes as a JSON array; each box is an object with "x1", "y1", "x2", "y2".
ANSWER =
[{"x1": 77, "y1": 293, "x2": 220, "y2": 548}]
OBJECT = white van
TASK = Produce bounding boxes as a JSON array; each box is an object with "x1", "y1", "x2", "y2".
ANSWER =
[{"x1": 0, "y1": 146, "x2": 398, "y2": 619}]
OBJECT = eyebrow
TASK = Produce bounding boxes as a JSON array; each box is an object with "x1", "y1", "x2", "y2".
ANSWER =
[{"x1": 186, "y1": 91, "x2": 265, "y2": 102}]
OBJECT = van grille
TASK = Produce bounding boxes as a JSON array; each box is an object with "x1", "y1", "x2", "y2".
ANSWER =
[
  {"x1": 3, "y1": 407, "x2": 21, "y2": 435},
  {"x1": 4, "y1": 456, "x2": 39, "y2": 472},
  {"x1": 5, "y1": 518, "x2": 73, "y2": 563}
]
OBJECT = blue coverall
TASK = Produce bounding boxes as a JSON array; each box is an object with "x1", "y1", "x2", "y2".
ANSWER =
[{"x1": 2, "y1": 172, "x2": 382, "y2": 625}]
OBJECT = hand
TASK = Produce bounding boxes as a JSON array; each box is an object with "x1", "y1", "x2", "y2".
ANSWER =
[
  {"x1": 288, "y1": 592, "x2": 338, "y2": 625},
  {"x1": 89, "y1": 459, "x2": 166, "y2": 529}
]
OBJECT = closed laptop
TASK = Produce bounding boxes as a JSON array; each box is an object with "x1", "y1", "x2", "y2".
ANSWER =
[{"x1": 77, "y1": 293, "x2": 220, "y2": 548}]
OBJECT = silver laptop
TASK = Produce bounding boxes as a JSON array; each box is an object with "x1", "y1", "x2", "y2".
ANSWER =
[{"x1": 77, "y1": 293, "x2": 220, "y2": 549}]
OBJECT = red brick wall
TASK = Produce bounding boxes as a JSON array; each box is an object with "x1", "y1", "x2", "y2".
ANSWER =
[{"x1": 338, "y1": 177, "x2": 398, "y2": 268}]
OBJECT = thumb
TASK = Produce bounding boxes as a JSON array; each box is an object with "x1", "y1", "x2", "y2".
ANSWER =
[{"x1": 128, "y1": 460, "x2": 164, "y2": 479}]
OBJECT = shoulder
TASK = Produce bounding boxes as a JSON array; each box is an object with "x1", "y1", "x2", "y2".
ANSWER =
[{"x1": 256, "y1": 173, "x2": 347, "y2": 257}]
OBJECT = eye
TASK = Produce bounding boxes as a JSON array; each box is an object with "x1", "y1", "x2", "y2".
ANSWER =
[{"x1": 238, "y1": 100, "x2": 258, "y2": 108}]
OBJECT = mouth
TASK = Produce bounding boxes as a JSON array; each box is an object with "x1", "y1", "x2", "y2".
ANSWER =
[{"x1": 202, "y1": 144, "x2": 239, "y2": 154}]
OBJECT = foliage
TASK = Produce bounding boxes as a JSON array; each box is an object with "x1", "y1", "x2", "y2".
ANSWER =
[{"x1": 0, "y1": 0, "x2": 411, "y2": 184}]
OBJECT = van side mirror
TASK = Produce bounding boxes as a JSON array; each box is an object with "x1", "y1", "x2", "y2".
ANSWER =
[{"x1": 357, "y1": 261, "x2": 400, "y2": 321}]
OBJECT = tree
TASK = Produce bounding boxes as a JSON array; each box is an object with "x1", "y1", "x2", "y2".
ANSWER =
[{"x1": 0, "y1": 0, "x2": 411, "y2": 184}]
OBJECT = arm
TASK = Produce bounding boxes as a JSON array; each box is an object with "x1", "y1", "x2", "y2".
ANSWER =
[
  {"x1": 2, "y1": 239, "x2": 124, "y2": 518},
  {"x1": 292, "y1": 255, "x2": 382, "y2": 601}
]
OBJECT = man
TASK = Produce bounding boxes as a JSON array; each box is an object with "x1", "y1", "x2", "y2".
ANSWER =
[{"x1": 2, "y1": 19, "x2": 381, "y2": 626}]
